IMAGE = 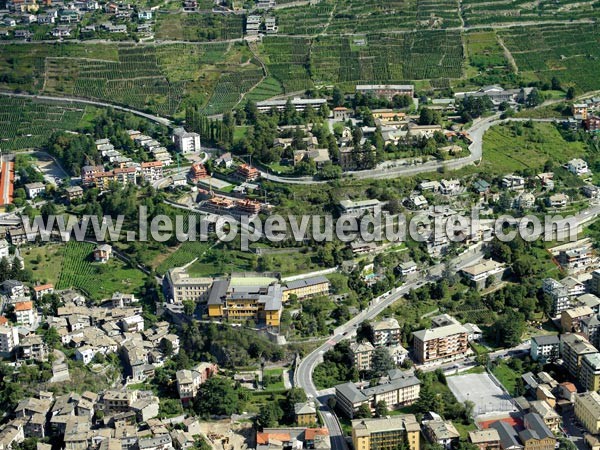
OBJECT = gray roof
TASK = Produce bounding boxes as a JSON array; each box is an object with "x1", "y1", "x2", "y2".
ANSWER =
[
  {"x1": 520, "y1": 413, "x2": 553, "y2": 441},
  {"x1": 490, "y1": 421, "x2": 523, "y2": 450},
  {"x1": 335, "y1": 382, "x2": 368, "y2": 403},
  {"x1": 284, "y1": 276, "x2": 329, "y2": 291},
  {"x1": 531, "y1": 335, "x2": 559, "y2": 346},
  {"x1": 521, "y1": 372, "x2": 538, "y2": 389},
  {"x1": 207, "y1": 279, "x2": 229, "y2": 306}
]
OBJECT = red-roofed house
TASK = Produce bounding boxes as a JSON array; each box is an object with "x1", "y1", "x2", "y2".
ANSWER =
[
  {"x1": 558, "y1": 382, "x2": 577, "y2": 402},
  {"x1": 33, "y1": 284, "x2": 54, "y2": 301},
  {"x1": 15, "y1": 301, "x2": 36, "y2": 327}
]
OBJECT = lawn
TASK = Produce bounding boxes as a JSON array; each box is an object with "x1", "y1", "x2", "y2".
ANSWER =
[
  {"x1": 482, "y1": 122, "x2": 587, "y2": 174},
  {"x1": 26, "y1": 241, "x2": 148, "y2": 301},
  {"x1": 263, "y1": 367, "x2": 286, "y2": 391},
  {"x1": 491, "y1": 361, "x2": 520, "y2": 396}
]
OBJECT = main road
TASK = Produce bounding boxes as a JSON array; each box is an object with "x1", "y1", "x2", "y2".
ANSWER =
[{"x1": 294, "y1": 247, "x2": 486, "y2": 450}]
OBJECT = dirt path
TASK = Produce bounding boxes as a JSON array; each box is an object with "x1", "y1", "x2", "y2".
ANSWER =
[{"x1": 496, "y1": 33, "x2": 518, "y2": 74}]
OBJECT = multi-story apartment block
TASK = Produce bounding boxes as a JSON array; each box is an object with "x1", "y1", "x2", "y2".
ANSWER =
[
  {"x1": 349, "y1": 342, "x2": 375, "y2": 371},
  {"x1": 335, "y1": 372, "x2": 420, "y2": 418},
  {"x1": 528, "y1": 401, "x2": 561, "y2": 433},
  {"x1": 372, "y1": 318, "x2": 402, "y2": 347},
  {"x1": 103, "y1": 390, "x2": 138, "y2": 413},
  {"x1": 413, "y1": 315, "x2": 468, "y2": 363},
  {"x1": 469, "y1": 429, "x2": 501, "y2": 450},
  {"x1": 591, "y1": 270, "x2": 600, "y2": 296},
  {"x1": 561, "y1": 306, "x2": 594, "y2": 332},
  {"x1": 282, "y1": 276, "x2": 330, "y2": 302},
  {"x1": 352, "y1": 415, "x2": 420, "y2": 450},
  {"x1": 575, "y1": 391, "x2": 600, "y2": 435},
  {"x1": 164, "y1": 267, "x2": 213, "y2": 303},
  {"x1": 581, "y1": 352, "x2": 600, "y2": 392},
  {"x1": 530, "y1": 335, "x2": 560, "y2": 362},
  {"x1": 172, "y1": 128, "x2": 201, "y2": 154},
  {"x1": 561, "y1": 333, "x2": 598, "y2": 377},
  {"x1": 207, "y1": 276, "x2": 283, "y2": 328},
  {"x1": 140, "y1": 161, "x2": 163, "y2": 182},
  {"x1": 542, "y1": 278, "x2": 571, "y2": 316},
  {"x1": 0, "y1": 324, "x2": 19, "y2": 355},
  {"x1": 355, "y1": 84, "x2": 415, "y2": 100},
  {"x1": 15, "y1": 301, "x2": 37, "y2": 327},
  {"x1": 582, "y1": 314, "x2": 600, "y2": 347}
]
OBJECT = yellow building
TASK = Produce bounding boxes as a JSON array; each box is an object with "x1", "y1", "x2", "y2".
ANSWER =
[
  {"x1": 282, "y1": 276, "x2": 330, "y2": 302},
  {"x1": 580, "y1": 352, "x2": 600, "y2": 392},
  {"x1": 294, "y1": 402, "x2": 317, "y2": 426},
  {"x1": 575, "y1": 391, "x2": 600, "y2": 435},
  {"x1": 352, "y1": 415, "x2": 420, "y2": 450},
  {"x1": 207, "y1": 276, "x2": 283, "y2": 328}
]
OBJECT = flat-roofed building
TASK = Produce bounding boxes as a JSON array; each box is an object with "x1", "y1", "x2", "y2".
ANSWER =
[
  {"x1": 255, "y1": 97, "x2": 326, "y2": 113},
  {"x1": 372, "y1": 318, "x2": 401, "y2": 347},
  {"x1": 351, "y1": 415, "x2": 420, "y2": 450},
  {"x1": 580, "y1": 352, "x2": 600, "y2": 392},
  {"x1": 530, "y1": 335, "x2": 560, "y2": 362},
  {"x1": 164, "y1": 267, "x2": 213, "y2": 304},
  {"x1": 339, "y1": 199, "x2": 381, "y2": 216},
  {"x1": 561, "y1": 306, "x2": 594, "y2": 332},
  {"x1": 469, "y1": 429, "x2": 501, "y2": 450},
  {"x1": 561, "y1": 333, "x2": 598, "y2": 377},
  {"x1": 413, "y1": 318, "x2": 469, "y2": 364},
  {"x1": 355, "y1": 85, "x2": 414, "y2": 101},
  {"x1": 460, "y1": 259, "x2": 505, "y2": 289},
  {"x1": 575, "y1": 391, "x2": 600, "y2": 434}
]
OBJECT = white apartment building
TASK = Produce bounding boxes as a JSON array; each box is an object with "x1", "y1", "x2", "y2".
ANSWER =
[{"x1": 172, "y1": 128, "x2": 201, "y2": 154}]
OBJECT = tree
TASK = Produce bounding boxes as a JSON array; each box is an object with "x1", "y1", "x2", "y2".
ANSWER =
[
  {"x1": 415, "y1": 382, "x2": 436, "y2": 413},
  {"x1": 551, "y1": 77, "x2": 561, "y2": 91},
  {"x1": 526, "y1": 88, "x2": 542, "y2": 108},
  {"x1": 42, "y1": 326, "x2": 60, "y2": 349},
  {"x1": 355, "y1": 403, "x2": 372, "y2": 419},
  {"x1": 195, "y1": 377, "x2": 241, "y2": 417},
  {"x1": 256, "y1": 402, "x2": 284, "y2": 429},
  {"x1": 160, "y1": 338, "x2": 174, "y2": 357},
  {"x1": 566, "y1": 87, "x2": 576, "y2": 100},
  {"x1": 371, "y1": 347, "x2": 395, "y2": 377},
  {"x1": 375, "y1": 400, "x2": 388, "y2": 418},
  {"x1": 332, "y1": 87, "x2": 344, "y2": 107},
  {"x1": 492, "y1": 310, "x2": 525, "y2": 347},
  {"x1": 182, "y1": 300, "x2": 195, "y2": 316}
]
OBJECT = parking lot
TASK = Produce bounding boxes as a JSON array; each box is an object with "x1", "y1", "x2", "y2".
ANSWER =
[{"x1": 447, "y1": 373, "x2": 517, "y2": 417}]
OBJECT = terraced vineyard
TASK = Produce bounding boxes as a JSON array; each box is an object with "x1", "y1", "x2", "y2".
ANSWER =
[
  {"x1": 311, "y1": 31, "x2": 463, "y2": 86},
  {"x1": 462, "y1": 0, "x2": 600, "y2": 26},
  {"x1": 325, "y1": 0, "x2": 419, "y2": 33},
  {"x1": 500, "y1": 23, "x2": 600, "y2": 91},
  {"x1": 0, "y1": 96, "x2": 86, "y2": 150},
  {"x1": 260, "y1": 37, "x2": 313, "y2": 92},
  {"x1": 202, "y1": 68, "x2": 265, "y2": 115},
  {"x1": 245, "y1": 76, "x2": 284, "y2": 103},
  {"x1": 274, "y1": 2, "x2": 336, "y2": 35},
  {"x1": 156, "y1": 241, "x2": 212, "y2": 275}
]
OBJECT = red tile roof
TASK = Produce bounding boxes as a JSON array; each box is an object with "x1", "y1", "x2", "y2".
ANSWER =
[{"x1": 15, "y1": 301, "x2": 33, "y2": 311}]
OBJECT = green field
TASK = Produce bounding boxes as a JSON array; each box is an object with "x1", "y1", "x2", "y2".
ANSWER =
[
  {"x1": 482, "y1": 121, "x2": 587, "y2": 173},
  {"x1": 23, "y1": 241, "x2": 147, "y2": 301}
]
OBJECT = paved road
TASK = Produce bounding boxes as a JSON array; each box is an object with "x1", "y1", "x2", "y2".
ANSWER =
[{"x1": 294, "y1": 248, "x2": 485, "y2": 450}]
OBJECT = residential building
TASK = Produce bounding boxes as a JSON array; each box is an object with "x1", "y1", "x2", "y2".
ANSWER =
[
  {"x1": 578, "y1": 293, "x2": 600, "y2": 314},
  {"x1": 65, "y1": 186, "x2": 84, "y2": 203},
  {"x1": 561, "y1": 333, "x2": 598, "y2": 377},
  {"x1": 546, "y1": 193, "x2": 569, "y2": 208},
  {"x1": 528, "y1": 401, "x2": 561, "y2": 433},
  {"x1": 236, "y1": 164, "x2": 260, "y2": 182},
  {"x1": 575, "y1": 391, "x2": 600, "y2": 434},
  {"x1": 582, "y1": 315, "x2": 600, "y2": 347},
  {"x1": 501, "y1": 174, "x2": 526, "y2": 190},
  {"x1": 469, "y1": 429, "x2": 501, "y2": 450},
  {"x1": 19, "y1": 334, "x2": 47, "y2": 361},
  {"x1": 561, "y1": 306, "x2": 594, "y2": 332},
  {"x1": 32, "y1": 284, "x2": 54, "y2": 301},
  {"x1": 349, "y1": 341, "x2": 375, "y2": 371},
  {"x1": 542, "y1": 278, "x2": 570, "y2": 316},
  {"x1": 335, "y1": 372, "x2": 420, "y2": 418},
  {"x1": 140, "y1": 161, "x2": 163, "y2": 182},
  {"x1": 530, "y1": 335, "x2": 560, "y2": 362},
  {"x1": 422, "y1": 418, "x2": 459, "y2": 450},
  {"x1": 519, "y1": 413, "x2": 556, "y2": 450},
  {"x1": 580, "y1": 352, "x2": 600, "y2": 392},
  {"x1": 413, "y1": 315, "x2": 469, "y2": 364},
  {"x1": 355, "y1": 85, "x2": 414, "y2": 100},
  {"x1": 282, "y1": 276, "x2": 330, "y2": 302},
  {"x1": 24, "y1": 182, "x2": 45, "y2": 199},
  {"x1": 439, "y1": 179, "x2": 461, "y2": 195},
  {"x1": 339, "y1": 199, "x2": 381, "y2": 216},
  {"x1": 15, "y1": 301, "x2": 36, "y2": 327},
  {"x1": 163, "y1": 267, "x2": 213, "y2": 303},
  {"x1": 172, "y1": 128, "x2": 201, "y2": 154},
  {"x1": 371, "y1": 318, "x2": 401, "y2": 347},
  {"x1": 567, "y1": 158, "x2": 589, "y2": 176},
  {"x1": 255, "y1": 97, "x2": 327, "y2": 113},
  {"x1": 397, "y1": 260, "x2": 418, "y2": 277},
  {"x1": 573, "y1": 104, "x2": 589, "y2": 120},
  {"x1": 257, "y1": 428, "x2": 330, "y2": 450},
  {"x1": 103, "y1": 390, "x2": 137, "y2": 413},
  {"x1": 176, "y1": 362, "x2": 218, "y2": 405},
  {"x1": 1, "y1": 280, "x2": 26, "y2": 299},
  {"x1": 460, "y1": 259, "x2": 505, "y2": 289},
  {"x1": 559, "y1": 246, "x2": 592, "y2": 272},
  {"x1": 351, "y1": 415, "x2": 420, "y2": 450},
  {"x1": 93, "y1": 244, "x2": 112, "y2": 263},
  {"x1": 0, "y1": 324, "x2": 19, "y2": 355},
  {"x1": 489, "y1": 421, "x2": 523, "y2": 450},
  {"x1": 294, "y1": 402, "x2": 316, "y2": 426}
]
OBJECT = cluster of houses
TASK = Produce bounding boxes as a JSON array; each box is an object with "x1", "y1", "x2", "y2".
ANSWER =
[
  {"x1": 570, "y1": 99, "x2": 600, "y2": 133},
  {"x1": 0, "y1": 387, "x2": 210, "y2": 450},
  {"x1": 0, "y1": 0, "x2": 156, "y2": 40}
]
